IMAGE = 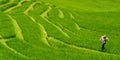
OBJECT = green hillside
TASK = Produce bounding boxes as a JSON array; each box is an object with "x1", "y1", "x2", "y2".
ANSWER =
[{"x1": 0, "y1": 0, "x2": 120, "y2": 60}]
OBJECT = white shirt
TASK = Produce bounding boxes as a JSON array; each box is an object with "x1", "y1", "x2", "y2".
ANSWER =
[{"x1": 100, "y1": 36, "x2": 109, "y2": 44}]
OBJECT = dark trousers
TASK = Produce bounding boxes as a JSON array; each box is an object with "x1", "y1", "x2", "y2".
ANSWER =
[{"x1": 102, "y1": 43, "x2": 106, "y2": 51}]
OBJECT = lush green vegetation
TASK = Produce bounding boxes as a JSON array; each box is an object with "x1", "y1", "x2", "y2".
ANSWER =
[{"x1": 0, "y1": 0, "x2": 120, "y2": 60}]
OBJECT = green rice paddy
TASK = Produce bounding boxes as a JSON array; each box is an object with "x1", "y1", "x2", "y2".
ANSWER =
[{"x1": 0, "y1": 0, "x2": 120, "y2": 60}]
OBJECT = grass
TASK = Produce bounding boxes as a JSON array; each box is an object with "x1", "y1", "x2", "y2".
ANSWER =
[
  {"x1": 0, "y1": 12, "x2": 15, "y2": 38},
  {"x1": 0, "y1": 0, "x2": 9, "y2": 5},
  {"x1": 0, "y1": 0, "x2": 120, "y2": 60},
  {"x1": 0, "y1": 0, "x2": 20, "y2": 11}
]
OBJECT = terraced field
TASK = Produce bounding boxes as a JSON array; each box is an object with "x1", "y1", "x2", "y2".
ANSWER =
[{"x1": 0, "y1": 0, "x2": 120, "y2": 60}]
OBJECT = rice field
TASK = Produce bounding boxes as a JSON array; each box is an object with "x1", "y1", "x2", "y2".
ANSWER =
[{"x1": 0, "y1": 0, "x2": 120, "y2": 60}]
